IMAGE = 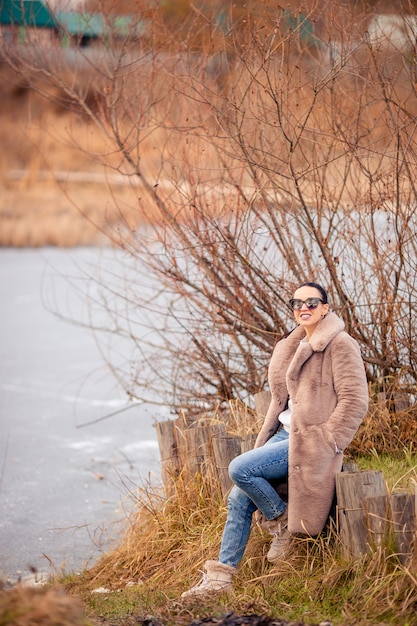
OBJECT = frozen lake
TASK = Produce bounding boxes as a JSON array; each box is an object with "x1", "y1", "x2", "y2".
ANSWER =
[{"x1": 0, "y1": 247, "x2": 164, "y2": 581}]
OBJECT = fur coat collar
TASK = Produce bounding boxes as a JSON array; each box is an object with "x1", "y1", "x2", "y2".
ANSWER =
[{"x1": 286, "y1": 312, "x2": 344, "y2": 382}]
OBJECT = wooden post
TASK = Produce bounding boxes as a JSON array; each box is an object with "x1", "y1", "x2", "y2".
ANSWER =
[
  {"x1": 342, "y1": 462, "x2": 358, "y2": 473},
  {"x1": 195, "y1": 423, "x2": 227, "y2": 485},
  {"x1": 241, "y1": 433, "x2": 257, "y2": 453},
  {"x1": 178, "y1": 422, "x2": 227, "y2": 477},
  {"x1": 183, "y1": 428, "x2": 199, "y2": 475},
  {"x1": 336, "y1": 470, "x2": 388, "y2": 558},
  {"x1": 154, "y1": 420, "x2": 182, "y2": 493},
  {"x1": 391, "y1": 493, "x2": 416, "y2": 564},
  {"x1": 197, "y1": 423, "x2": 226, "y2": 464},
  {"x1": 362, "y1": 495, "x2": 391, "y2": 550},
  {"x1": 212, "y1": 435, "x2": 242, "y2": 498},
  {"x1": 173, "y1": 420, "x2": 188, "y2": 471}
]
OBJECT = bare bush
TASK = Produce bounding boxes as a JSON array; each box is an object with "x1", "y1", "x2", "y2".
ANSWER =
[{"x1": 2, "y1": 0, "x2": 416, "y2": 418}]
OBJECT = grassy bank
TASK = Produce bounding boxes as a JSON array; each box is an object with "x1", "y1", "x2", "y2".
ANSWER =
[
  {"x1": 1, "y1": 396, "x2": 416, "y2": 625},
  {"x1": 46, "y1": 449, "x2": 416, "y2": 626}
]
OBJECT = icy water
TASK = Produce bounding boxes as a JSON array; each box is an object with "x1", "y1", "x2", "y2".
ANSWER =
[{"x1": 0, "y1": 248, "x2": 163, "y2": 581}]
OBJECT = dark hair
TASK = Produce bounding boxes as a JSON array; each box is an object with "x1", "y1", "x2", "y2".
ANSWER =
[{"x1": 296, "y1": 282, "x2": 328, "y2": 304}]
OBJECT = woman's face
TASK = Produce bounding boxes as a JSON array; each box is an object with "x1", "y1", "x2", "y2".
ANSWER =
[{"x1": 291, "y1": 285, "x2": 329, "y2": 337}]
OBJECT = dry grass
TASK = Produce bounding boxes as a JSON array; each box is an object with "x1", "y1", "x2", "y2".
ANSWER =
[
  {"x1": 0, "y1": 179, "x2": 144, "y2": 247},
  {"x1": 350, "y1": 392, "x2": 417, "y2": 457},
  {"x1": 0, "y1": 59, "x2": 224, "y2": 247},
  {"x1": 0, "y1": 583, "x2": 88, "y2": 626},
  {"x1": 60, "y1": 401, "x2": 417, "y2": 623},
  {"x1": 0, "y1": 64, "x2": 162, "y2": 247},
  {"x1": 57, "y1": 439, "x2": 417, "y2": 626},
  {"x1": 2, "y1": 37, "x2": 417, "y2": 249},
  {"x1": 85, "y1": 472, "x2": 227, "y2": 592},
  {"x1": 2, "y1": 382, "x2": 413, "y2": 612}
]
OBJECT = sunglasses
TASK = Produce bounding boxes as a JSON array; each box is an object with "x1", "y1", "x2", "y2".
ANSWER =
[{"x1": 289, "y1": 297, "x2": 324, "y2": 310}]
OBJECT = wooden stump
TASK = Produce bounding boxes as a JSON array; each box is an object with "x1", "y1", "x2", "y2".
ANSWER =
[
  {"x1": 183, "y1": 428, "x2": 199, "y2": 475},
  {"x1": 362, "y1": 495, "x2": 391, "y2": 550},
  {"x1": 391, "y1": 493, "x2": 416, "y2": 564},
  {"x1": 241, "y1": 433, "x2": 257, "y2": 453},
  {"x1": 155, "y1": 419, "x2": 182, "y2": 493},
  {"x1": 212, "y1": 435, "x2": 242, "y2": 498},
  {"x1": 336, "y1": 470, "x2": 388, "y2": 558},
  {"x1": 182, "y1": 423, "x2": 226, "y2": 476},
  {"x1": 342, "y1": 462, "x2": 358, "y2": 473},
  {"x1": 196, "y1": 423, "x2": 227, "y2": 486},
  {"x1": 155, "y1": 418, "x2": 229, "y2": 494}
]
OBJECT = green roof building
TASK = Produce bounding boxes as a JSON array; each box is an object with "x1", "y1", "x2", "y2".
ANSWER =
[
  {"x1": 0, "y1": 1, "x2": 147, "y2": 44},
  {"x1": 0, "y1": 0, "x2": 57, "y2": 28}
]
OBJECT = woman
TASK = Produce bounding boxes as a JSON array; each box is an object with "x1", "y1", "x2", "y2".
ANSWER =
[{"x1": 182, "y1": 282, "x2": 369, "y2": 598}]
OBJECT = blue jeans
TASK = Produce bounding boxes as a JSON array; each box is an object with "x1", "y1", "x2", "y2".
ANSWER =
[{"x1": 218, "y1": 428, "x2": 289, "y2": 568}]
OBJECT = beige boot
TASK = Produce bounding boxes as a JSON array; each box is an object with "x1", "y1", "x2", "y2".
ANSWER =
[
  {"x1": 181, "y1": 560, "x2": 236, "y2": 599},
  {"x1": 261, "y1": 509, "x2": 291, "y2": 563}
]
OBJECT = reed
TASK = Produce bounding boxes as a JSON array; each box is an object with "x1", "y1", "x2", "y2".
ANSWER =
[{"x1": 0, "y1": 65, "x2": 163, "y2": 248}]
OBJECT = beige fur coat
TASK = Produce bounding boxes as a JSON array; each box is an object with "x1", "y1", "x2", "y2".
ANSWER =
[{"x1": 254, "y1": 312, "x2": 368, "y2": 535}]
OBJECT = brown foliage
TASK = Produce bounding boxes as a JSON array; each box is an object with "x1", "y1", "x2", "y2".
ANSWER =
[{"x1": 1, "y1": 1, "x2": 417, "y2": 416}]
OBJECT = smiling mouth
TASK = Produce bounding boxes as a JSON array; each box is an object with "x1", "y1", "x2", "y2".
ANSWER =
[{"x1": 300, "y1": 313, "x2": 312, "y2": 320}]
